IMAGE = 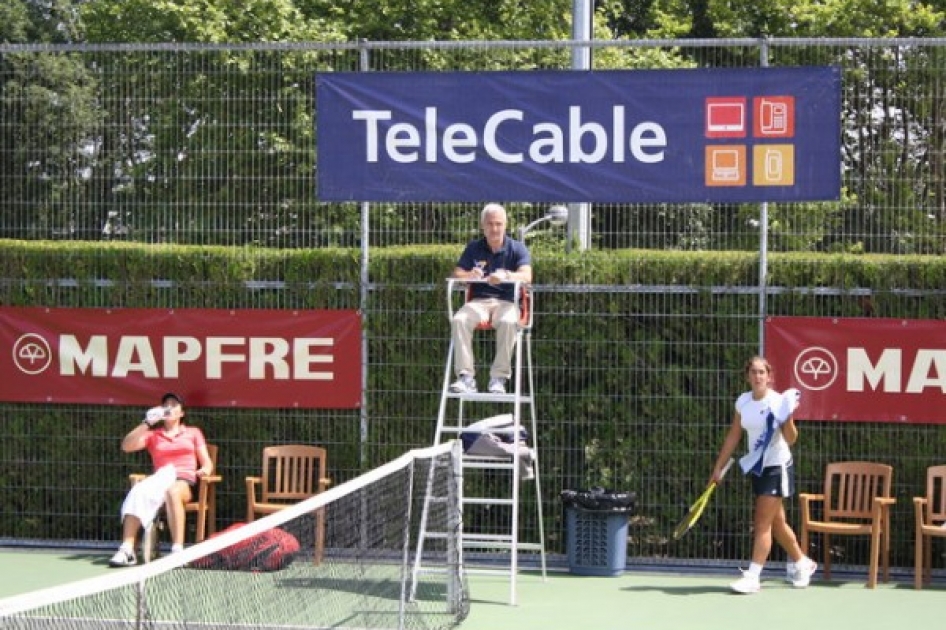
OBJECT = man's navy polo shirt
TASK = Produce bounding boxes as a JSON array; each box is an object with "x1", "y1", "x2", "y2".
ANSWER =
[{"x1": 457, "y1": 236, "x2": 531, "y2": 302}]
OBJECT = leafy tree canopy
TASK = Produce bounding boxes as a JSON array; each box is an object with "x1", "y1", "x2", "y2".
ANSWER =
[
  {"x1": 81, "y1": 0, "x2": 345, "y2": 43},
  {"x1": 295, "y1": 0, "x2": 573, "y2": 42},
  {"x1": 643, "y1": 0, "x2": 945, "y2": 39},
  {"x1": 2, "y1": 0, "x2": 84, "y2": 44}
]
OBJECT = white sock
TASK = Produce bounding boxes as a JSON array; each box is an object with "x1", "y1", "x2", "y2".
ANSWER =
[
  {"x1": 746, "y1": 562, "x2": 763, "y2": 578},
  {"x1": 119, "y1": 542, "x2": 133, "y2": 554},
  {"x1": 171, "y1": 543, "x2": 184, "y2": 553}
]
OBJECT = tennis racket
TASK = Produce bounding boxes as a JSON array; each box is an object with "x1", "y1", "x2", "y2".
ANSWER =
[{"x1": 671, "y1": 457, "x2": 734, "y2": 540}]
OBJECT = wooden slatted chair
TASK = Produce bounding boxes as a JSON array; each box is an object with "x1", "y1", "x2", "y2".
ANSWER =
[
  {"x1": 799, "y1": 461, "x2": 895, "y2": 588},
  {"x1": 913, "y1": 464, "x2": 946, "y2": 589},
  {"x1": 245, "y1": 444, "x2": 332, "y2": 563}
]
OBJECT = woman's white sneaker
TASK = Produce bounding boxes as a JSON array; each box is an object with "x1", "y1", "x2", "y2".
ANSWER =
[
  {"x1": 108, "y1": 547, "x2": 137, "y2": 567},
  {"x1": 791, "y1": 559, "x2": 818, "y2": 588},
  {"x1": 729, "y1": 572, "x2": 761, "y2": 594}
]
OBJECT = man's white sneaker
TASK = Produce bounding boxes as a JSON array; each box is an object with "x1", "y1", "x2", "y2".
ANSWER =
[
  {"x1": 108, "y1": 548, "x2": 137, "y2": 568},
  {"x1": 487, "y1": 377, "x2": 507, "y2": 394},
  {"x1": 449, "y1": 374, "x2": 476, "y2": 394},
  {"x1": 729, "y1": 572, "x2": 761, "y2": 594},
  {"x1": 791, "y1": 559, "x2": 817, "y2": 588}
]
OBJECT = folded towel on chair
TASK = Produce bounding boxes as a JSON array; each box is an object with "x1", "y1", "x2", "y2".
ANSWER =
[
  {"x1": 461, "y1": 414, "x2": 534, "y2": 480},
  {"x1": 121, "y1": 464, "x2": 177, "y2": 527}
]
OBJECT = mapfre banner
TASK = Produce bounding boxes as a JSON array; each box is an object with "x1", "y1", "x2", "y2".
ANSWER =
[
  {"x1": 766, "y1": 317, "x2": 946, "y2": 423},
  {"x1": 0, "y1": 307, "x2": 361, "y2": 409}
]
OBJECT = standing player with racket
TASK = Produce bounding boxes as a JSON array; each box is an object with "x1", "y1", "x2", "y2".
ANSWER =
[{"x1": 710, "y1": 355, "x2": 817, "y2": 594}]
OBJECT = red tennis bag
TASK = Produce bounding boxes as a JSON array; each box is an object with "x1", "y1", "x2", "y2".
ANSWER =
[{"x1": 190, "y1": 522, "x2": 300, "y2": 571}]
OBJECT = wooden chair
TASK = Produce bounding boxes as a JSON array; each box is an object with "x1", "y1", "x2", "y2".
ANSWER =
[
  {"x1": 129, "y1": 444, "x2": 222, "y2": 555},
  {"x1": 799, "y1": 461, "x2": 895, "y2": 588},
  {"x1": 913, "y1": 465, "x2": 946, "y2": 589},
  {"x1": 245, "y1": 445, "x2": 331, "y2": 563}
]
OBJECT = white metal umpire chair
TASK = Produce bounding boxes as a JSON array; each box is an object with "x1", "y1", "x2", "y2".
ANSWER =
[{"x1": 413, "y1": 277, "x2": 547, "y2": 606}]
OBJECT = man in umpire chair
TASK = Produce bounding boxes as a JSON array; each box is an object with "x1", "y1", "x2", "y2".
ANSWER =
[{"x1": 449, "y1": 203, "x2": 532, "y2": 396}]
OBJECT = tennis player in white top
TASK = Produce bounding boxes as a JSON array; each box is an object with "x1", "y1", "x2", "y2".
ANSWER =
[{"x1": 710, "y1": 355, "x2": 817, "y2": 594}]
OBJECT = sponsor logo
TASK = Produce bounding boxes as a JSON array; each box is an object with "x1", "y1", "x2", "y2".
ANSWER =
[
  {"x1": 705, "y1": 96, "x2": 796, "y2": 187},
  {"x1": 12, "y1": 333, "x2": 53, "y2": 375},
  {"x1": 11, "y1": 333, "x2": 336, "y2": 381},
  {"x1": 793, "y1": 345, "x2": 946, "y2": 395},
  {"x1": 352, "y1": 106, "x2": 667, "y2": 166},
  {"x1": 793, "y1": 346, "x2": 838, "y2": 391}
]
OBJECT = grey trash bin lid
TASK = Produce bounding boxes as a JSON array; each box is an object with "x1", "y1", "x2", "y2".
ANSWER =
[{"x1": 561, "y1": 487, "x2": 636, "y2": 513}]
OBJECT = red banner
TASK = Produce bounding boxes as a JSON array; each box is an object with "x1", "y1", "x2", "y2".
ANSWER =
[
  {"x1": 766, "y1": 316, "x2": 946, "y2": 423},
  {"x1": 0, "y1": 307, "x2": 362, "y2": 409}
]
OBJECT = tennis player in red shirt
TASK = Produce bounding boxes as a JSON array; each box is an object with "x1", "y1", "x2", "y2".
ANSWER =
[{"x1": 109, "y1": 392, "x2": 213, "y2": 567}]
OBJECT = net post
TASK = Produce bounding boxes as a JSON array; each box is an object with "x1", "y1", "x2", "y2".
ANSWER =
[
  {"x1": 446, "y1": 439, "x2": 464, "y2": 613},
  {"x1": 396, "y1": 451, "x2": 416, "y2": 630}
]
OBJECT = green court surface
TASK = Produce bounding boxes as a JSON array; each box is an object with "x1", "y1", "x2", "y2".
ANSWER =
[
  {"x1": 463, "y1": 570, "x2": 943, "y2": 630},
  {"x1": 1, "y1": 549, "x2": 943, "y2": 630},
  {"x1": 0, "y1": 549, "x2": 112, "y2": 598}
]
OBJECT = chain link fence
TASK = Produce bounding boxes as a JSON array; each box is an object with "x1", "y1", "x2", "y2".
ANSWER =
[{"x1": 2, "y1": 38, "x2": 945, "y2": 571}]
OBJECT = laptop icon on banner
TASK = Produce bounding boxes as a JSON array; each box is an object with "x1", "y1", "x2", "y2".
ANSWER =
[
  {"x1": 706, "y1": 98, "x2": 747, "y2": 138},
  {"x1": 712, "y1": 149, "x2": 741, "y2": 180},
  {"x1": 705, "y1": 146, "x2": 746, "y2": 186}
]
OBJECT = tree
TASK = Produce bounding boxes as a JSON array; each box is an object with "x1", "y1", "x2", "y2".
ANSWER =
[
  {"x1": 79, "y1": 0, "x2": 348, "y2": 245},
  {"x1": 644, "y1": 0, "x2": 945, "y2": 39},
  {"x1": 7, "y1": 0, "x2": 946, "y2": 251},
  {"x1": 0, "y1": 0, "x2": 102, "y2": 239},
  {"x1": 296, "y1": 0, "x2": 573, "y2": 42}
]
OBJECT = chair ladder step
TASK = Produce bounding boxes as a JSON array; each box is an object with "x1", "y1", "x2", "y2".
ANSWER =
[
  {"x1": 462, "y1": 539, "x2": 545, "y2": 552},
  {"x1": 444, "y1": 392, "x2": 533, "y2": 403},
  {"x1": 463, "y1": 497, "x2": 514, "y2": 506},
  {"x1": 421, "y1": 531, "x2": 450, "y2": 540},
  {"x1": 462, "y1": 459, "x2": 516, "y2": 471}
]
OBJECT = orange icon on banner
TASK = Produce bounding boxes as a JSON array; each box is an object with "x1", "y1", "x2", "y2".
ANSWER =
[
  {"x1": 752, "y1": 145, "x2": 794, "y2": 186},
  {"x1": 705, "y1": 145, "x2": 746, "y2": 186}
]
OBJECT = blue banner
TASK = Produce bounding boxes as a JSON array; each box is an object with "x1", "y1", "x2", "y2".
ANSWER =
[{"x1": 316, "y1": 68, "x2": 840, "y2": 203}]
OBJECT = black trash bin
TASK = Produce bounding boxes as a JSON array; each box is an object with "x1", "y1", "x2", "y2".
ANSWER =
[{"x1": 561, "y1": 488, "x2": 637, "y2": 576}]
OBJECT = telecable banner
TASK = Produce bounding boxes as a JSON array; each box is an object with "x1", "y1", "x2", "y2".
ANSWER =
[{"x1": 316, "y1": 68, "x2": 840, "y2": 203}]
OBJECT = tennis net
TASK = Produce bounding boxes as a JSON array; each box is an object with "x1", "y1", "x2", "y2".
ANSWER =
[{"x1": 0, "y1": 441, "x2": 467, "y2": 630}]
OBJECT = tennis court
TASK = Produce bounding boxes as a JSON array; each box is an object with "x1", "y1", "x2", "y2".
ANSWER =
[{"x1": 2, "y1": 548, "x2": 942, "y2": 630}]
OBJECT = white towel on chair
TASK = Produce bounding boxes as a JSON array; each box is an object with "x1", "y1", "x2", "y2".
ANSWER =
[
  {"x1": 461, "y1": 414, "x2": 534, "y2": 481},
  {"x1": 121, "y1": 464, "x2": 176, "y2": 527}
]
